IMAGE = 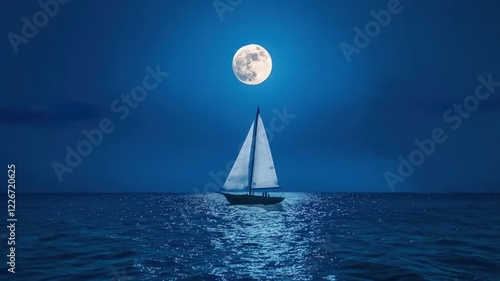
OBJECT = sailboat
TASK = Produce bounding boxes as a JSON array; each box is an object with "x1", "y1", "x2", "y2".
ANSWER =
[{"x1": 221, "y1": 106, "x2": 284, "y2": 205}]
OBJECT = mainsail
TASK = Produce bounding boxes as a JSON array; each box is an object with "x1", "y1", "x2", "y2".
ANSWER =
[
  {"x1": 251, "y1": 114, "x2": 279, "y2": 189},
  {"x1": 223, "y1": 109, "x2": 280, "y2": 192}
]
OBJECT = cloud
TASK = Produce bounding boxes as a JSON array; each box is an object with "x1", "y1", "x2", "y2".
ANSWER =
[{"x1": 0, "y1": 100, "x2": 103, "y2": 124}]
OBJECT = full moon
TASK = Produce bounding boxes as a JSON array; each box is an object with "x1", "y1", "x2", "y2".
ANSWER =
[{"x1": 232, "y1": 44, "x2": 272, "y2": 85}]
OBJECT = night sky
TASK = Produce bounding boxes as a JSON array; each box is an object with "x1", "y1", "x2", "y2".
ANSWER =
[{"x1": 2, "y1": 0, "x2": 500, "y2": 193}]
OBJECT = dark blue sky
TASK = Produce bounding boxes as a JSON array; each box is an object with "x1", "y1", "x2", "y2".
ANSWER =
[{"x1": 1, "y1": 0, "x2": 500, "y2": 192}]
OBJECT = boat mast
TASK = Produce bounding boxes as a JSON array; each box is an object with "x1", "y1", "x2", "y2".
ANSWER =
[{"x1": 248, "y1": 106, "x2": 259, "y2": 195}]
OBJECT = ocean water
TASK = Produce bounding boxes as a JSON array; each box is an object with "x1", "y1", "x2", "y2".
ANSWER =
[{"x1": 5, "y1": 193, "x2": 500, "y2": 281}]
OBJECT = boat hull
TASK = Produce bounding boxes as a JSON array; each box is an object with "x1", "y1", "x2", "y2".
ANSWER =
[{"x1": 221, "y1": 193, "x2": 284, "y2": 205}]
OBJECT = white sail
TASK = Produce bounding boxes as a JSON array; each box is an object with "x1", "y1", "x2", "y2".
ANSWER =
[
  {"x1": 223, "y1": 122, "x2": 254, "y2": 190},
  {"x1": 251, "y1": 114, "x2": 280, "y2": 189}
]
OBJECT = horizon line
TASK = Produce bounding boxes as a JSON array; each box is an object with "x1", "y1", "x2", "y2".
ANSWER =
[{"x1": 8, "y1": 191, "x2": 500, "y2": 194}]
